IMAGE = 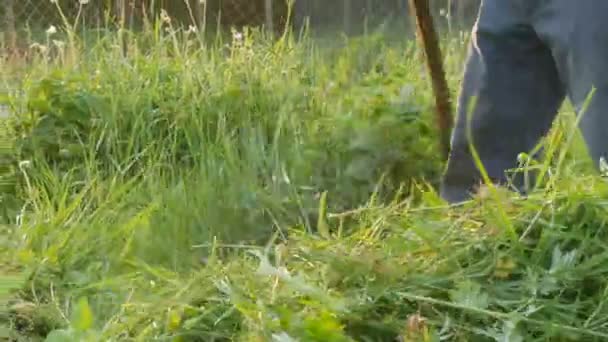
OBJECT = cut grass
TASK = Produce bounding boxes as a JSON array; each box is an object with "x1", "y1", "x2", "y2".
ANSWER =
[{"x1": 1, "y1": 17, "x2": 607, "y2": 342}]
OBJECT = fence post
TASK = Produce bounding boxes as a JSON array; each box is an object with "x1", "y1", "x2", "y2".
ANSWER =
[
  {"x1": 265, "y1": 0, "x2": 274, "y2": 33},
  {"x1": 343, "y1": 0, "x2": 351, "y2": 34},
  {"x1": 5, "y1": 0, "x2": 17, "y2": 52},
  {"x1": 115, "y1": 0, "x2": 126, "y2": 27}
]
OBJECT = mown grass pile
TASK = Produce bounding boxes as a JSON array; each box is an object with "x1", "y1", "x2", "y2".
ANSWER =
[{"x1": 3, "y1": 16, "x2": 608, "y2": 342}]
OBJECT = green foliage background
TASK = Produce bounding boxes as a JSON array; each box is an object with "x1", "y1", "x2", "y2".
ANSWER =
[{"x1": 2, "y1": 15, "x2": 606, "y2": 342}]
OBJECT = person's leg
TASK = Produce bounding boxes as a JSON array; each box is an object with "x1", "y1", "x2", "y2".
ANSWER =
[
  {"x1": 534, "y1": 0, "x2": 608, "y2": 169},
  {"x1": 440, "y1": 0, "x2": 566, "y2": 203}
]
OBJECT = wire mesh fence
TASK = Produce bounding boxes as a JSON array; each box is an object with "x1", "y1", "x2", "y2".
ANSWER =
[{"x1": 2, "y1": 0, "x2": 481, "y2": 51}]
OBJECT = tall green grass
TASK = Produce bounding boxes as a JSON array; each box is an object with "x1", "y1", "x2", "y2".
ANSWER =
[{"x1": 2, "y1": 14, "x2": 608, "y2": 342}]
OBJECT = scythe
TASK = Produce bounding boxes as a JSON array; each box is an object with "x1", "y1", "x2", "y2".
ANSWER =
[{"x1": 408, "y1": 0, "x2": 454, "y2": 161}]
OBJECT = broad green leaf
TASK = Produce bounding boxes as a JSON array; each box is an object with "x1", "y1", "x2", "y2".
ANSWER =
[
  {"x1": 449, "y1": 281, "x2": 489, "y2": 310},
  {"x1": 44, "y1": 329, "x2": 74, "y2": 342}
]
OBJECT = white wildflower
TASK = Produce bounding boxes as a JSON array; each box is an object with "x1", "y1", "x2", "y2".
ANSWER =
[
  {"x1": 160, "y1": 9, "x2": 171, "y2": 24},
  {"x1": 233, "y1": 31, "x2": 243, "y2": 42},
  {"x1": 46, "y1": 25, "x2": 57, "y2": 35},
  {"x1": 187, "y1": 25, "x2": 198, "y2": 34},
  {"x1": 19, "y1": 160, "x2": 32, "y2": 169}
]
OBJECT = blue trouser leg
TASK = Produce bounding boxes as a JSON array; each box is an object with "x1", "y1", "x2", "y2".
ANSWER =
[
  {"x1": 534, "y1": 1, "x2": 608, "y2": 169},
  {"x1": 441, "y1": 0, "x2": 566, "y2": 203}
]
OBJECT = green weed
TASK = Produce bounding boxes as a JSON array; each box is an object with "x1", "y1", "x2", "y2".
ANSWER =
[{"x1": 2, "y1": 13, "x2": 606, "y2": 342}]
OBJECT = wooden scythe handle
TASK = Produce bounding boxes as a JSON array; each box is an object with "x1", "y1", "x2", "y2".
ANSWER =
[{"x1": 408, "y1": 0, "x2": 454, "y2": 161}]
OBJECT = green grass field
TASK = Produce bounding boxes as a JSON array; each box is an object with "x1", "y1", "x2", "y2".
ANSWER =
[{"x1": 2, "y1": 17, "x2": 608, "y2": 341}]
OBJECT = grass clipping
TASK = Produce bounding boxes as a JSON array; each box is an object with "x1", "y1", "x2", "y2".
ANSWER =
[{"x1": 7, "y1": 178, "x2": 608, "y2": 341}]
